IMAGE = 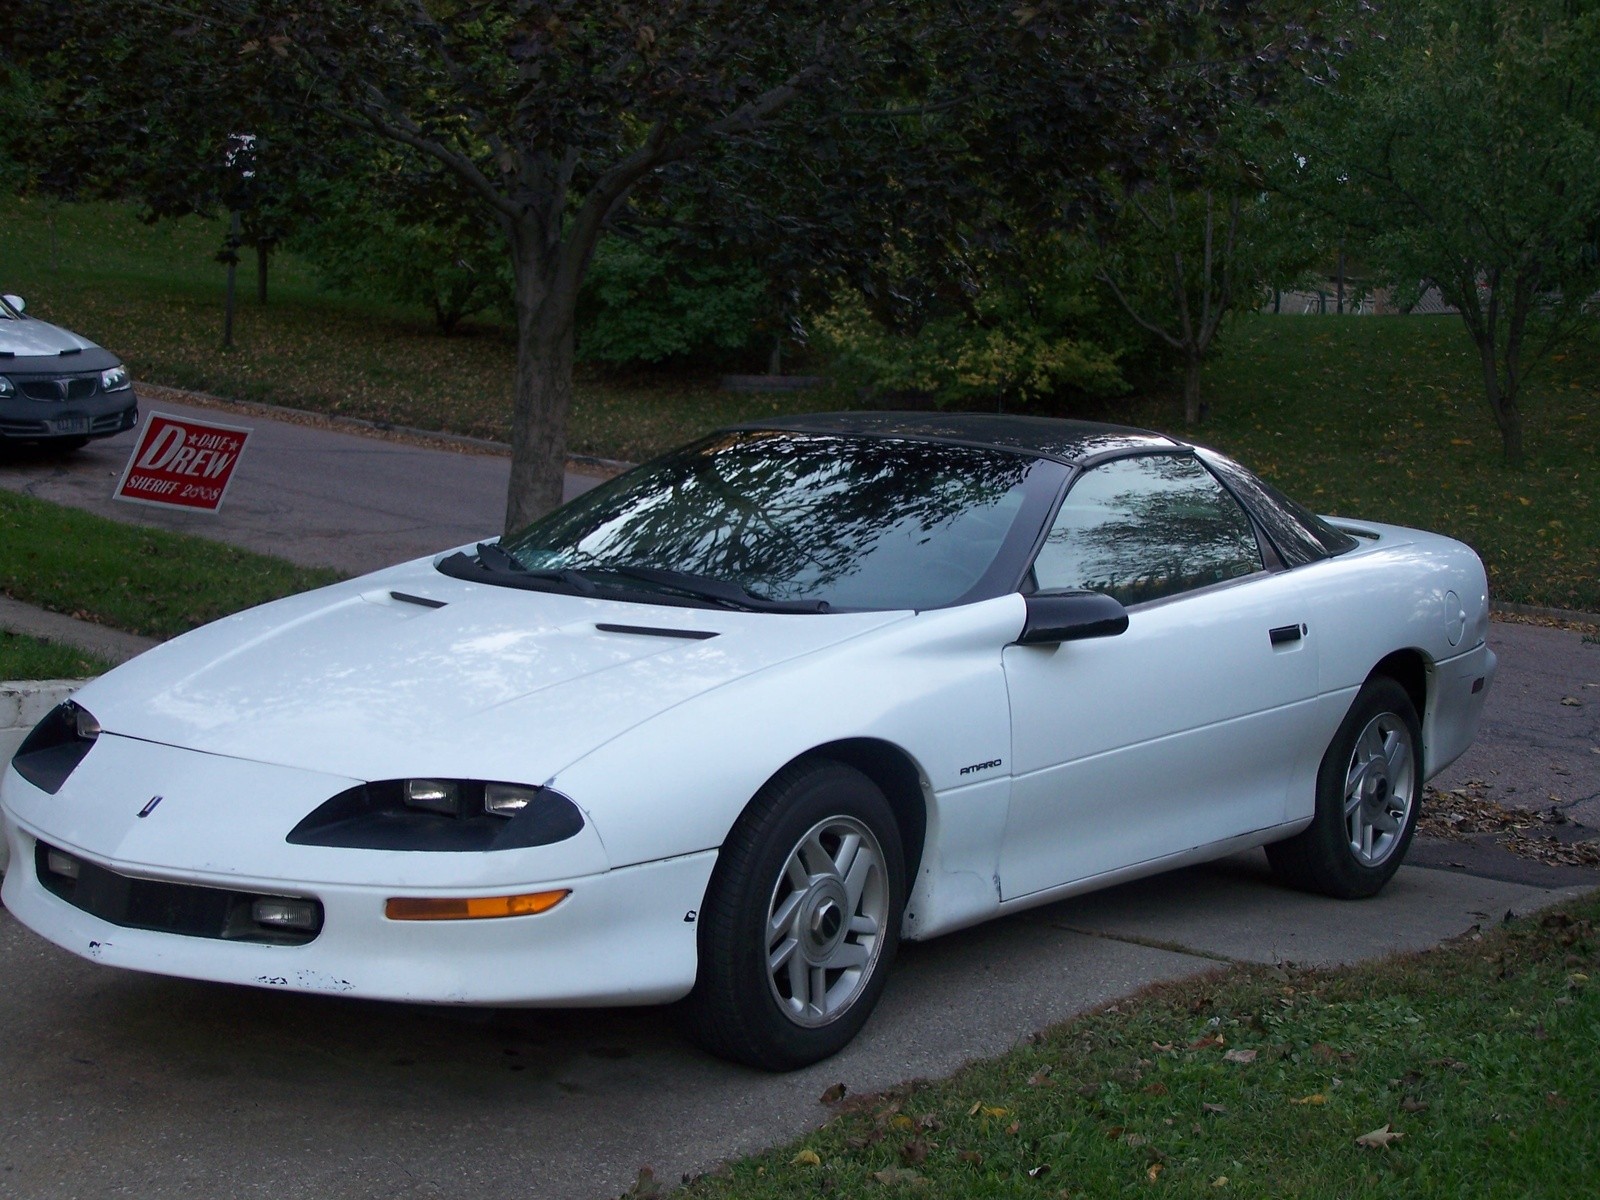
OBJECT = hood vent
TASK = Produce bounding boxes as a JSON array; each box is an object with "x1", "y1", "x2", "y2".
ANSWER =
[{"x1": 595, "y1": 622, "x2": 717, "y2": 641}]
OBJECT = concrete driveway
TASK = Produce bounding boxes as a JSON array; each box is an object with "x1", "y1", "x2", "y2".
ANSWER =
[{"x1": 1, "y1": 387, "x2": 1596, "y2": 1198}]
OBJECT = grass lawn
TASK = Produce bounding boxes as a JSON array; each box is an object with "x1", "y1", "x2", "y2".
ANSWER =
[
  {"x1": 680, "y1": 895, "x2": 1598, "y2": 1199},
  {"x1": 0, "y1": 489, "x2": 342, "y2": 639},
  {"x1": 0, "y1": 630, "x2": 113, "y2": 679}
]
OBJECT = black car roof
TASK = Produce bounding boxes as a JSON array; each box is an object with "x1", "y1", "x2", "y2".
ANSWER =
[{"x1": 728, "y1": 411, "x2": 1184, "y2": 467}]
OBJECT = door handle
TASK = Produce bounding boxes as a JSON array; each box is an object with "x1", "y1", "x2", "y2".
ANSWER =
[{"x1": 1269, "y1": 623, "x2": 1305, "y2": 646}]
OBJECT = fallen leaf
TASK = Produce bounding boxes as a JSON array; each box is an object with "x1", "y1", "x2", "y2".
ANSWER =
[
  {"x1": 1356, "y1": 1124, "x2": 1404, "y2": 1148},
  {"x1": 1152, "y1": 1041, "x2": 1175, "y2": 1052},
  {"x1": 1189, "y1": 1033, "x2": 1225, "y2": 1051},
  {"x1": 819, "y1": 1083, "x2": 848, "y2": 1104},
  {"x1": 1561, "y1": 697, "x2": 1582, "y2": 707},
  {"x1": 1028, "y1": 1164, "x2": 1051, "y2": 1178},
  {"x1": 891, "y1": 1115, "x2": 914, "y2": 1131},
  {"x1": 980, "y1": 1106, "x2": 1010, "y2": 1119},
  {"x1": 958, "y1": 1150, "x2": 984, "y2": 1166},
  {"x1": 1400, "y1": 1098, "x2": 1429, "y2": 1113},
  {"x1": 900, "y1": 1139, "x2": 929, "y2": 1166},
  {"x1": 1223, "y1": 1049, "x2": 1258, "y2": 1064},
  {"x1": 1290, "y1": 1093, "x2": 1327, "y2": 1105},
  {"x1": 1202, "y1": 1102, "x2": 1228, "y2": 1115},
  {"x1": 1212, "y1": 1176, "x2": 1229, "y2": 1187},
  {"x1": 1006, "y1": 1120, "x2": 1021, "y2": 1136},
  {"x1": 1143, "y1": 1082, "x2": 1170, "y2": 1096},
  {"x1": 1148, "y1": 1163, "x2": 1165, "y2": 1183},
  {"x1": 791, "y1": 1150, "x2": 822, "y2": 1167}
]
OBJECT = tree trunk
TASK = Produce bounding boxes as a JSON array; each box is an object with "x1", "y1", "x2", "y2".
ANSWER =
[
  {"x1": 502, "y1": 221, "x2": 576, "y2": 535},
  {"x1": 222, "y1": 210, "x2": 240, "y2": 349},
  {"x1": 1475, "y1": 337, "x2": 1524, "y2": 467},
  {"x1": 1182, "y1": 353, "x2": 1203, "y2": 425}
]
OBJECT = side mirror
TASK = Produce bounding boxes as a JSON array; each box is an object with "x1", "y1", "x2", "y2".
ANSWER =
[
  {"x1": 2, "y1": 294, "x2": 25, "y2": 313},
  {"x1": 1016, "y1": 590, "x2": 1128, "y2": 645}
]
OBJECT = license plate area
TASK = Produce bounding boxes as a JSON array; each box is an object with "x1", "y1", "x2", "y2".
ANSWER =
[{"x1": 51, "y1": 416, "x2": 89, "y2": 435}]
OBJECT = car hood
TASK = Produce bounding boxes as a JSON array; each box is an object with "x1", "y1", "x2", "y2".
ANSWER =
[
  {"x1": 0, "y1": 315, "x2": 101, "y2": 357},
  {"x1": 73, "y1": 558, "x2": 909, "y2": 786}
]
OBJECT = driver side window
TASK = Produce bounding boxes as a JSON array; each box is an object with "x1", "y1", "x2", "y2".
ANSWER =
[{"x1": 1032, "y1": 454, "x2": 1262, "y2": 605}]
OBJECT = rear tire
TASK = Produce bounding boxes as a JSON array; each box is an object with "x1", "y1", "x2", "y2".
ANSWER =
[
  {"x1": 1266, "y1": 677, "x2": 1422, "y2": 899},
  {"x1": 683, "y1": 759, "x2": 905, "y2": 1070}
]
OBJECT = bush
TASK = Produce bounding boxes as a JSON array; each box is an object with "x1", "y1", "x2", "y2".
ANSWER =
[{"x1": 576, "y1": 228, "x2": 768, "y2": 367}]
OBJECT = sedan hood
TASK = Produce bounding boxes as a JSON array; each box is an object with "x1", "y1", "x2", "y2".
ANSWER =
[
  {"x1": 74, "y1": 559, "x2": 907, "y2": 785},
  {"x1": 0, "y1": 315, "x2": 101, "y2": 357}
]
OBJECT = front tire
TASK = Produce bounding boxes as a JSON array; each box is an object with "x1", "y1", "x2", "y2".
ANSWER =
[
  {"x1": 684, "y1": 759, "x2": 905, "y2": 1070},
  {"x1": 1267, "y1": 677, "x2": 1422, "y2": 899}
]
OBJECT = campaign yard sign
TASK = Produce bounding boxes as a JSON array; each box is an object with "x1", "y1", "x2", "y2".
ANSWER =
[{"x1": 114, "y1": 413, "x2": 252, "y2": 513}]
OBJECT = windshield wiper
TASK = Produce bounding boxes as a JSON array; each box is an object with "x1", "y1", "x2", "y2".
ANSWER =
[{"x1": 602, "y1": 565, "x2": 828, "y2": 613}]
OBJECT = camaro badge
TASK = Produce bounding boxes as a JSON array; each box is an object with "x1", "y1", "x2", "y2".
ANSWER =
[
  {"x1": 959, "y1": 758, "x2": 1003, "y2": 776},
  {"x1": 137, "y1": 795, "x2": 164, "y2": 818}
]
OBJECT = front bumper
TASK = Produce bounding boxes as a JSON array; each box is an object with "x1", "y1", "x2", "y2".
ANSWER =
[
  {"x1": 0, "y1": 385, "x2": 138, "y2": 442},
  {"x1": 0, "y1": 733, "x2": 714, "y2": 1007}
]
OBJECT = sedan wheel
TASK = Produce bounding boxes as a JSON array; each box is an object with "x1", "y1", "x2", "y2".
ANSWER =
[
  {"x1": 1266, "y1": 676, "x2": 1423, "y2": 899},
  {"x1": 685, "y1": 759, "x2": 905, "y2": 1070}
]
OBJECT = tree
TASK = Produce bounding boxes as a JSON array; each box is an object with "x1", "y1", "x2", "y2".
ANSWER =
[
  {"x1": 1285, "y1": 0, "x2": 1600, "y2": 465},
  {"x1": 1092, "y1": 170, "x2": 1318, "y2": 424},
  {"x1": 7, "y1": 1, "x2": 1326, "y2": 530}
]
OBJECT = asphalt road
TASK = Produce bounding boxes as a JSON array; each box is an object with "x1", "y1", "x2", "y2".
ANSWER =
[
  {"x1": 0, "y1": 386, "x2": 607, "y2": 577},
  {"x1": 1, "y1": 387, "x2": 1597, "y2": 1198}
]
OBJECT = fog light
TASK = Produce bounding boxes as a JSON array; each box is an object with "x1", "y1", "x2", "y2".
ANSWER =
[
  {"x1": 251, "y1": 896, "x2": 321, "y2": 931},
  {"x1": 405, "y1": 779, "x2": 460, "y2": 815},
  {"x1": 384, "y1": 890, "x2": 570, "y2": 921},
  {"x1": 484, "y1": 783, "x2": 538, "y2": 817},
  {"x1": 45, "y1": 849, "x2": 80, "y2": 880}
]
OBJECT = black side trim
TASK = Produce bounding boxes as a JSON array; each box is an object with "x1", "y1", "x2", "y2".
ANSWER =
[
  {"x1": 594, "y1": 622, "x2": 718, "y2": 640},
  {"x1": 1269, "y1": 624, "x2": 1304, "y2": 645},
  {"x1": 34, "y1": 843, "x2": 322, "y2": 945},
  {"x1": 390, "y1": 591, "x2": 447, "y2": 609}
]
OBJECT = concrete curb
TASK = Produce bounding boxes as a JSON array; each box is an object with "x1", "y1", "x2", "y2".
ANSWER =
[{"x1": 0, "y1": 678, "x2": 89, "y2": 874}]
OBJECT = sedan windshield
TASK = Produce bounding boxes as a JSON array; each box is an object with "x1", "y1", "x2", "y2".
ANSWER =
[{"x1": 490, "y1": 430, "x2": 1051, "y2": 611}]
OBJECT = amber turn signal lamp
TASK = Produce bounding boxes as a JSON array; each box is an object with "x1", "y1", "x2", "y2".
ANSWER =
[{"x1": 384, "y1": 890, "x2": 570, "y2": 921}]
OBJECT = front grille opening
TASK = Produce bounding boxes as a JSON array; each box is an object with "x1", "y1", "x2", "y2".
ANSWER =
[{"x1": 35, "y1": 842, "x2": 323, "y2": 946}]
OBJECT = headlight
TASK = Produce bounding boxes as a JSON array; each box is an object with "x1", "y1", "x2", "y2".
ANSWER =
[
  {"x1": 100, "y1": 364, "x2": 130, "y2": 391},
  {"x1": 288, "y1": 778, "x2": 585, "y2": 851},
  {"x1": 0, "y1": 376, "x2": 14, "y2": 398},
  {"x1": 11, "y1": 701, "x2": 100, "y2": 794}
]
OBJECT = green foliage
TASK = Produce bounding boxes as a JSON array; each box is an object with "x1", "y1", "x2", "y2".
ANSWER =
[
  {"x1": 1283, "y1": 0, "x2": 1600, "y2": 462},
  {"x1": 576, "y1": 229, "x2": 766, "y2": 367},
  {"x1": 288, "y1": 155, "x2": 512, "y2": 334},
  {"x1": 814, "y1": 243, "x2": 1133, "y2": 411}
]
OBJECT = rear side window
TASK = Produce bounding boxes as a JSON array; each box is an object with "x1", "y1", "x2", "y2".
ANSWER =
[
  {"x1": 1032, "y1": 454, "x2": 1262, "y2": 605},
  {"x1": 1198, "y1": 450, "x2": 1358, "y2": 564}
]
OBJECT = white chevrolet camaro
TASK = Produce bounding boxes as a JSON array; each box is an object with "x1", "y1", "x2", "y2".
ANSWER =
[{"x1": 1, "y1": 414, "x2": 1495, "y2": 1069}]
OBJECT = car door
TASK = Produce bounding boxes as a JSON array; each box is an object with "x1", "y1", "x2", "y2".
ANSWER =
[{"x1": 997, "y1": 452, "x2": 1323, "y2": 901}]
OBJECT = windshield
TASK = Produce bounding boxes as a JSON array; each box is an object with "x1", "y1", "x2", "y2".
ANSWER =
[{"x1": 490, "y1": 430, "x2": 1052, "y2": 611}]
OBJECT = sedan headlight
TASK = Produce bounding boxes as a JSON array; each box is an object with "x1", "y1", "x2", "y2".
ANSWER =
[
  {"x1": 288, "y1": 778, "x2": 585, "y2": 851},
  {"x1": 100, "y1": 364, "x2": 130, "y2": 392},
  {"x1": 0, "y1": 375, "x2": 14, "y2": 398},
  {"x1": 11, "y1": 701, "x2": 100, "y2": 795}
]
